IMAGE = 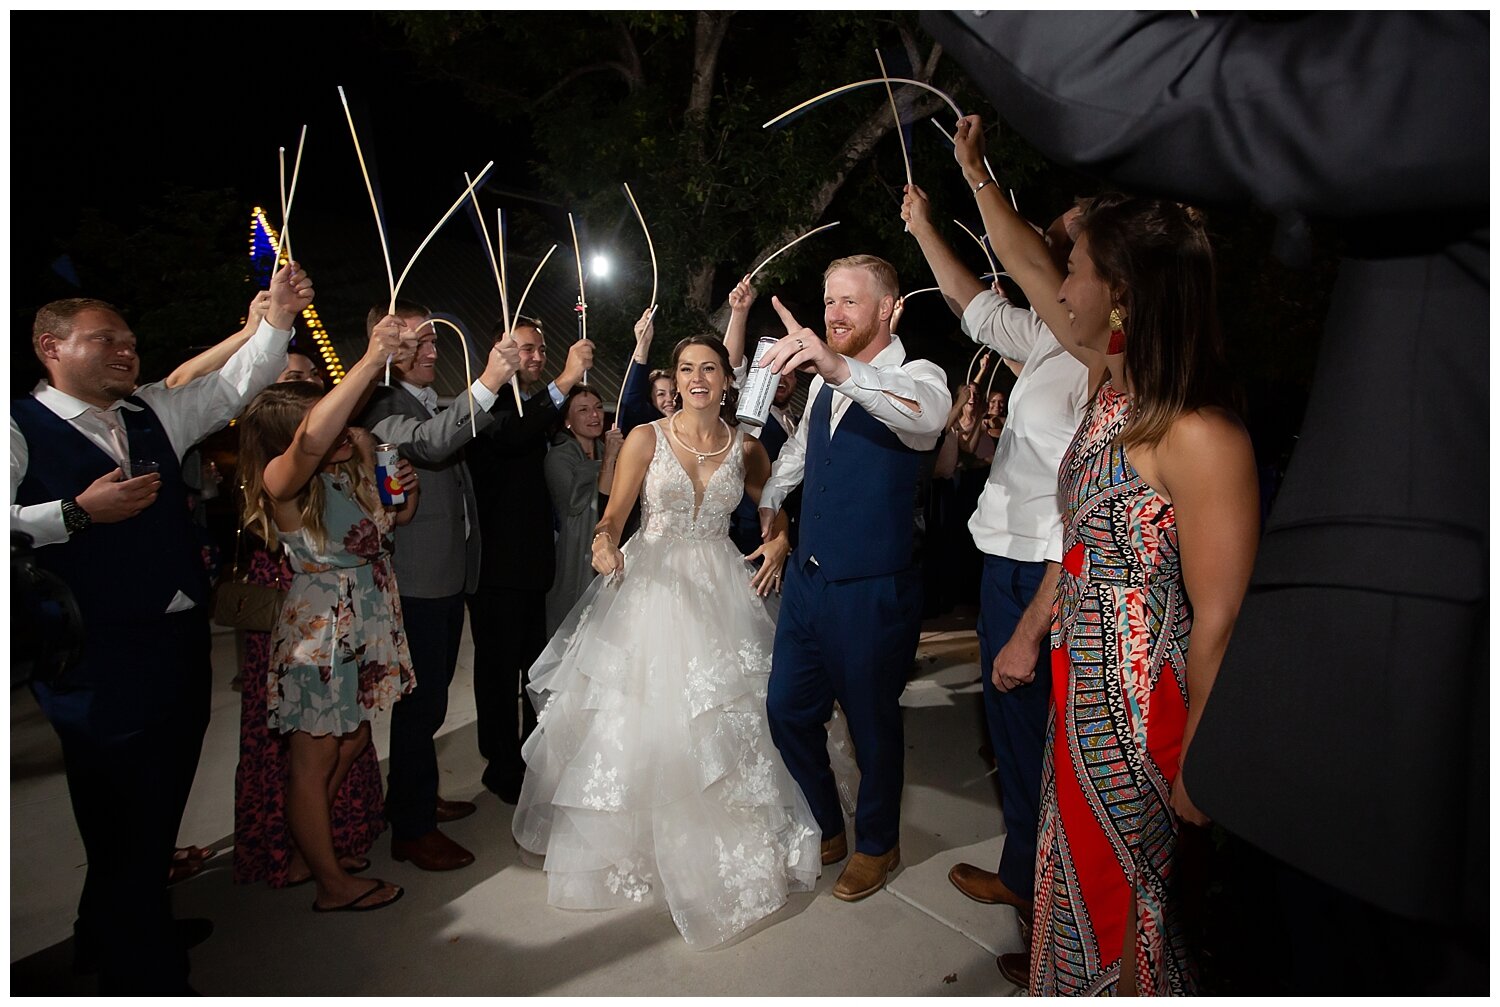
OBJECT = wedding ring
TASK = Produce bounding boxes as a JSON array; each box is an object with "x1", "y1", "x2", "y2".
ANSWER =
[{"x1": 796, "y1": 338, "x2": 804, "y2": 349}]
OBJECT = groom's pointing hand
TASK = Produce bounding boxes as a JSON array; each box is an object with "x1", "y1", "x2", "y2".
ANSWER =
[{"x1": 755, "y1": 296, "x2": 851, "y2": 386}]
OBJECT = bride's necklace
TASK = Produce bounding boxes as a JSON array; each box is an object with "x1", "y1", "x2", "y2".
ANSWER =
[{"x1": 667, "y1": 413, "x2": 731, "y2": 464}]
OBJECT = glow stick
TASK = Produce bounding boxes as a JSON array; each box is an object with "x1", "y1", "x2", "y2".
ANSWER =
[
  {"x1": 428, "y1": 318, "x2": 478, "y2": 439},
  {"x1": 495, "y1": 207, "x2": 523, "y2": 411},
  {"x1": 337, "y1": 86, "x2": 397, "y2": 383},
  {"x1": 953, "y1": 218, "x2": 999, "y2": 277},
  {"x1": 390, "y1": 162, "x2": 494, "y2": 305},
  {"x1": 874, "y1": 49, "x2": 913, "y2": 234},
  {"x1": 927, "y1": 117, "x2": 997, "y2": 182},
  {"x1": 568, "y1": 212, "x2": 588, "y2": 384},
  {"x1": 966, "y1": 346, "x2": 989, "y2": 384},
  {"x1": 765, "y1": 77, "x2": 962, "y2": 130},
  {"x1": 463, "y1": 172, "x2": 524, "y2": 414},
  {"x1": 747, "y1": 221, "x2": 841, "y2": 283},
  {"x1": 512, "y1": 244, "x2": 558, "y2": 324},
  {"x1": 618, "y1": 182, "x2": 660, "y2": 428},
  {"x1": 276, "y1": 125, "x2": 307, "y2": 265}
]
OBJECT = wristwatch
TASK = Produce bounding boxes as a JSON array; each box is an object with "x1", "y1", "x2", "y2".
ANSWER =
[{"x1": 61, "y1": 498, "x2": 92, "y2": 536}]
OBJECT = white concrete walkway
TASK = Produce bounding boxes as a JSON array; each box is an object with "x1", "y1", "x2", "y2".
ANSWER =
[{"x1": 11, "y1": 612, "x2": 1027, "y2": 996}]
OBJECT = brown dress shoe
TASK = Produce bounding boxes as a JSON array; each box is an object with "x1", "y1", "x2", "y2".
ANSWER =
[
  {"x1": 820, "y1": 832, "x2": 848, "y2": 866},
  {"x1": 435, "y1": 797, "x2": 476, "y2": 823},
  {"x1": 392, "y1": 829, "x2": 475, "y2": 871},
  {"x1": 947, "y1": 863, "x2": 1032, "y2": 911},
  {"x1": 833, "y1": 846, "x2": 899, "y2": 902},
  {"x1": 996, "y1": 952, "x2": 1030, "y2": 989}
]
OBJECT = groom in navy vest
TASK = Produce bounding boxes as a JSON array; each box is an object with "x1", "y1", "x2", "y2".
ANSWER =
[{"x1": 757, "y1": 255, "x2": 950, "y2": 901}]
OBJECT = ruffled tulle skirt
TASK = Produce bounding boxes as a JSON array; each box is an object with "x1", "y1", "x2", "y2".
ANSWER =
[{"x1": 512, "y1": 532, "x2": 821, "y2": 949}]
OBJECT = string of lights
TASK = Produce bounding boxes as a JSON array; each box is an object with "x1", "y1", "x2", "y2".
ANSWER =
[{"x1": 249, "y1": 207, "x2": 346, "y2": 384}]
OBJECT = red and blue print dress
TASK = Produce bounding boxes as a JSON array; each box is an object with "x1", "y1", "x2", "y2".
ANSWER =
[{"x1": 1031, "y1": 382, "x2": 1196, "y2": 995}]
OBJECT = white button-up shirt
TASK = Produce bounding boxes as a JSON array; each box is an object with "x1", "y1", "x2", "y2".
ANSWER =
[
  {"x1": 761, "y1": 334, "x2": 950, "y2": 515},
  {"x1": 962, "y1": 290, "x2": 1090, "y2": 563}
]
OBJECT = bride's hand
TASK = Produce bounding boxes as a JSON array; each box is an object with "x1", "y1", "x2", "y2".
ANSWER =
[
  {"x1": 592, "y1": 530, "x2": 624, "y2": 579},
  {"x1": 746, "y1": 529, "x2": 791, "y2": 596}
]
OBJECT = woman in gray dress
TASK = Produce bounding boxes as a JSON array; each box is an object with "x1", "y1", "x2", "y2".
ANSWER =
[{"x1": 543, "y1": 386, "x2": 622, "y2": 634}]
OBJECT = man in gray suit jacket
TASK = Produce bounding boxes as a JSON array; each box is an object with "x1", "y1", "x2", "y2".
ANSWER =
[{"x1": 359, "y1": 301, "x2": 519, "y2": 871}]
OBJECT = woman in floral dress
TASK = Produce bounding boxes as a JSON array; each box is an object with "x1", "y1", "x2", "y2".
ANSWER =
[
  {"x1": 932, "y1": 115, "x2": 1261, "y2": 994},
  {"x1": 238, "y1": 315, "x2": 418, "y2": 913}
]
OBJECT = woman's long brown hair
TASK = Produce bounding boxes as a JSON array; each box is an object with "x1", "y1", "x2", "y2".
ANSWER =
[{"x1": 1079, "y1": 193, "x2": 1230, "y2": 447}]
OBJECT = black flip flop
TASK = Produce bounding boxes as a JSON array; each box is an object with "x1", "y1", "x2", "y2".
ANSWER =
[{"x1": 312, "y1": 879, "x2": 404, "y2": 913}]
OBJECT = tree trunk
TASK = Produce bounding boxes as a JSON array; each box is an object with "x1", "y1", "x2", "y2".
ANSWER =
[
  {"x1": 684, "y1": 257, "x2": 718, "y2": 318},
  {"x1": 745, "y1": 89, "x2": 948, "y2": 272},
  {"x1": 740, "y1": 42, "x2": 949, "y2": 275}
]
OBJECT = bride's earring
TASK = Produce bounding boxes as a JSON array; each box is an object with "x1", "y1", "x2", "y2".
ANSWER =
[{"x1": 720, "y1": 391, "x2": 726, "y2": 405}]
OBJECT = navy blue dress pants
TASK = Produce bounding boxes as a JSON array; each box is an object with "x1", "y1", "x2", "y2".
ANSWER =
[
  {"x1": 768, "y1": 558, "x2": 922, "y2": 856},
  {"x1": 386, "y1": 593, "x2": 465, "y2": 841},
  {"x1": 35, "y1": 610, "x2": 211, "y2": 993},
  {"x1": 976, "y1": 554, "x2": 1051, "y2": 899}
]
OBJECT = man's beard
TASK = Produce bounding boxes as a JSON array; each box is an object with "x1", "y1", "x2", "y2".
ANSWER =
[{"x1": 826, "y1": 319, "x2": 878, "y2": 357}]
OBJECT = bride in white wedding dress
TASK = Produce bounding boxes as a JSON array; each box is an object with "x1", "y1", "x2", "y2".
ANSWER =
[{"x1": 512, "y1": 334, "x2": 821, "y2": 949}]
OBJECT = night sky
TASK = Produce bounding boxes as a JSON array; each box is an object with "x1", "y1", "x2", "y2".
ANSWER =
[{"x1": 12, "y1": 13, "x2": 542, "y2": 387}]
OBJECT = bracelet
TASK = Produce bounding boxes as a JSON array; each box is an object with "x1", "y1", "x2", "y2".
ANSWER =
[
  {"x1": 971, "y1": 178, "x2": 996, "y2": 196},
  {"x1": 592, "y1": 530, "x2": 613, "y2": 544}
]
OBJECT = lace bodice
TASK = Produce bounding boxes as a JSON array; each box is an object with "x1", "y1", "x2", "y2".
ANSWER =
[{"x1": 639, "y1": 419, "x2": 744, "y2": 541}]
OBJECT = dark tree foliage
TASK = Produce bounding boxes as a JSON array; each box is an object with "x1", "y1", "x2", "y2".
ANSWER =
[
  {"x1": 389, "y1": 11, "x2": 1046, "y2": 364},
  {"x1": 389, "y1": 12, "x2": 1325, "y2": 476},
  {"x1": 12, "y1": 187, "x2": 254, "y2": 396}
]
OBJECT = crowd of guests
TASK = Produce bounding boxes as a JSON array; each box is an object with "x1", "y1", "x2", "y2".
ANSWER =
[{"x1": 15, "y1": 11, "x2": 1484, "y2": 996}]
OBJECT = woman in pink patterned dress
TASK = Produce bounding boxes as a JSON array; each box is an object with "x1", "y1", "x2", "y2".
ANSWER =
[{"x1": 940, "y1": 115, "x2": 1261, "y2": 994}]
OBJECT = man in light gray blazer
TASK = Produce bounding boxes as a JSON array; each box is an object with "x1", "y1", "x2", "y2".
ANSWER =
[{"x1": 359, "y1": 300, "x2": 519, "y2": 871}]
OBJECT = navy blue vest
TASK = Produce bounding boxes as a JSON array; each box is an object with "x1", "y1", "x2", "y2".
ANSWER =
[
  {"x1": 13, "y1": 395, "x2": 209, "y2": 631},
  {"x1": 797, "y1": 382, "x2": 926, "y2": 580}
]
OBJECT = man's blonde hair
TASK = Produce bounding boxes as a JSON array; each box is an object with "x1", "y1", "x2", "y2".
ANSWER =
[{"x1": 823, "y1": 254, "x2": 898, "y2": 302}]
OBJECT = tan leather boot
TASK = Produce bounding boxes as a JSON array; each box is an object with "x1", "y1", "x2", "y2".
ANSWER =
[{"x1": 832, "y1": 846, "x2": 899, "y2": 901}]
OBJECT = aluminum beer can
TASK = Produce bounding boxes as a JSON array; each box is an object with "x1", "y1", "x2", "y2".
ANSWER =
[
  {"x1": 734, "y1": 336, "x2": 781, "y2": 428},
  {"x1": 375, "y1": 444, "x2": 406, "y2": 506}
]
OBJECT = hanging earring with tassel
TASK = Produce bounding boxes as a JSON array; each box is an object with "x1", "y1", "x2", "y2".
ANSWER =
[{"x1": 1107, "y1": 307, "x2": 1126, "y2": 355}]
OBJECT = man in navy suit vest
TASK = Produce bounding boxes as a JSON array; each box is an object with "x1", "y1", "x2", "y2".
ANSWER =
[
  {"x1": 756, "y1": 255, "x2": 951, "y2": 901},
  {"x1": 11, "y1": 268, "x2": 309, "y2": 992}
]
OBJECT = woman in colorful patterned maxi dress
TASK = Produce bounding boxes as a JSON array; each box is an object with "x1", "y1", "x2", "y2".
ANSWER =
[{"x1": 937, "y1": 115, "x2": 1261, "y2": 995}]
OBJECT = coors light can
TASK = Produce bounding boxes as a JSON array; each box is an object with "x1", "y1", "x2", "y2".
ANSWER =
[
  {"x1": 734, "y1": 336, "x2": 781, "y2": 428},
  {"x1": 375, "y1": 444, "x2": 406, "y2": 506}
]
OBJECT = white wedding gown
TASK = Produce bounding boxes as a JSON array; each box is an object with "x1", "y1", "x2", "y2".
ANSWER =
[{"x1": 512, "y1": 419, "x2": 821, "y2": 949}]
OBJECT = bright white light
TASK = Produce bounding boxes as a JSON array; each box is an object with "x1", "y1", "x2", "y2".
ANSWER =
[{"x1": 590, "y1": 254, "x2": 612, "y2": 279}]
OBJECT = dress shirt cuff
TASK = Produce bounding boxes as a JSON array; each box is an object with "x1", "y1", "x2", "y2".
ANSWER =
[
  {"x1": 469, "y1": 380, "x2": 498, "y2": 413},
  {"x1": 759, "y1": 482, "x2": 788, "y2": 517},
  {"x1": 547, "y1": 382, "x2": 566, "y2": 408},
  {"x1": 831, "y1": 356, "x2": 922, "y2": 420},
  {"x1": 12, "y1": 502, "x2": 68, "y2": 548},
  {"x1": 250, "y1": 317, "x2": 294, "y2": 352}
]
